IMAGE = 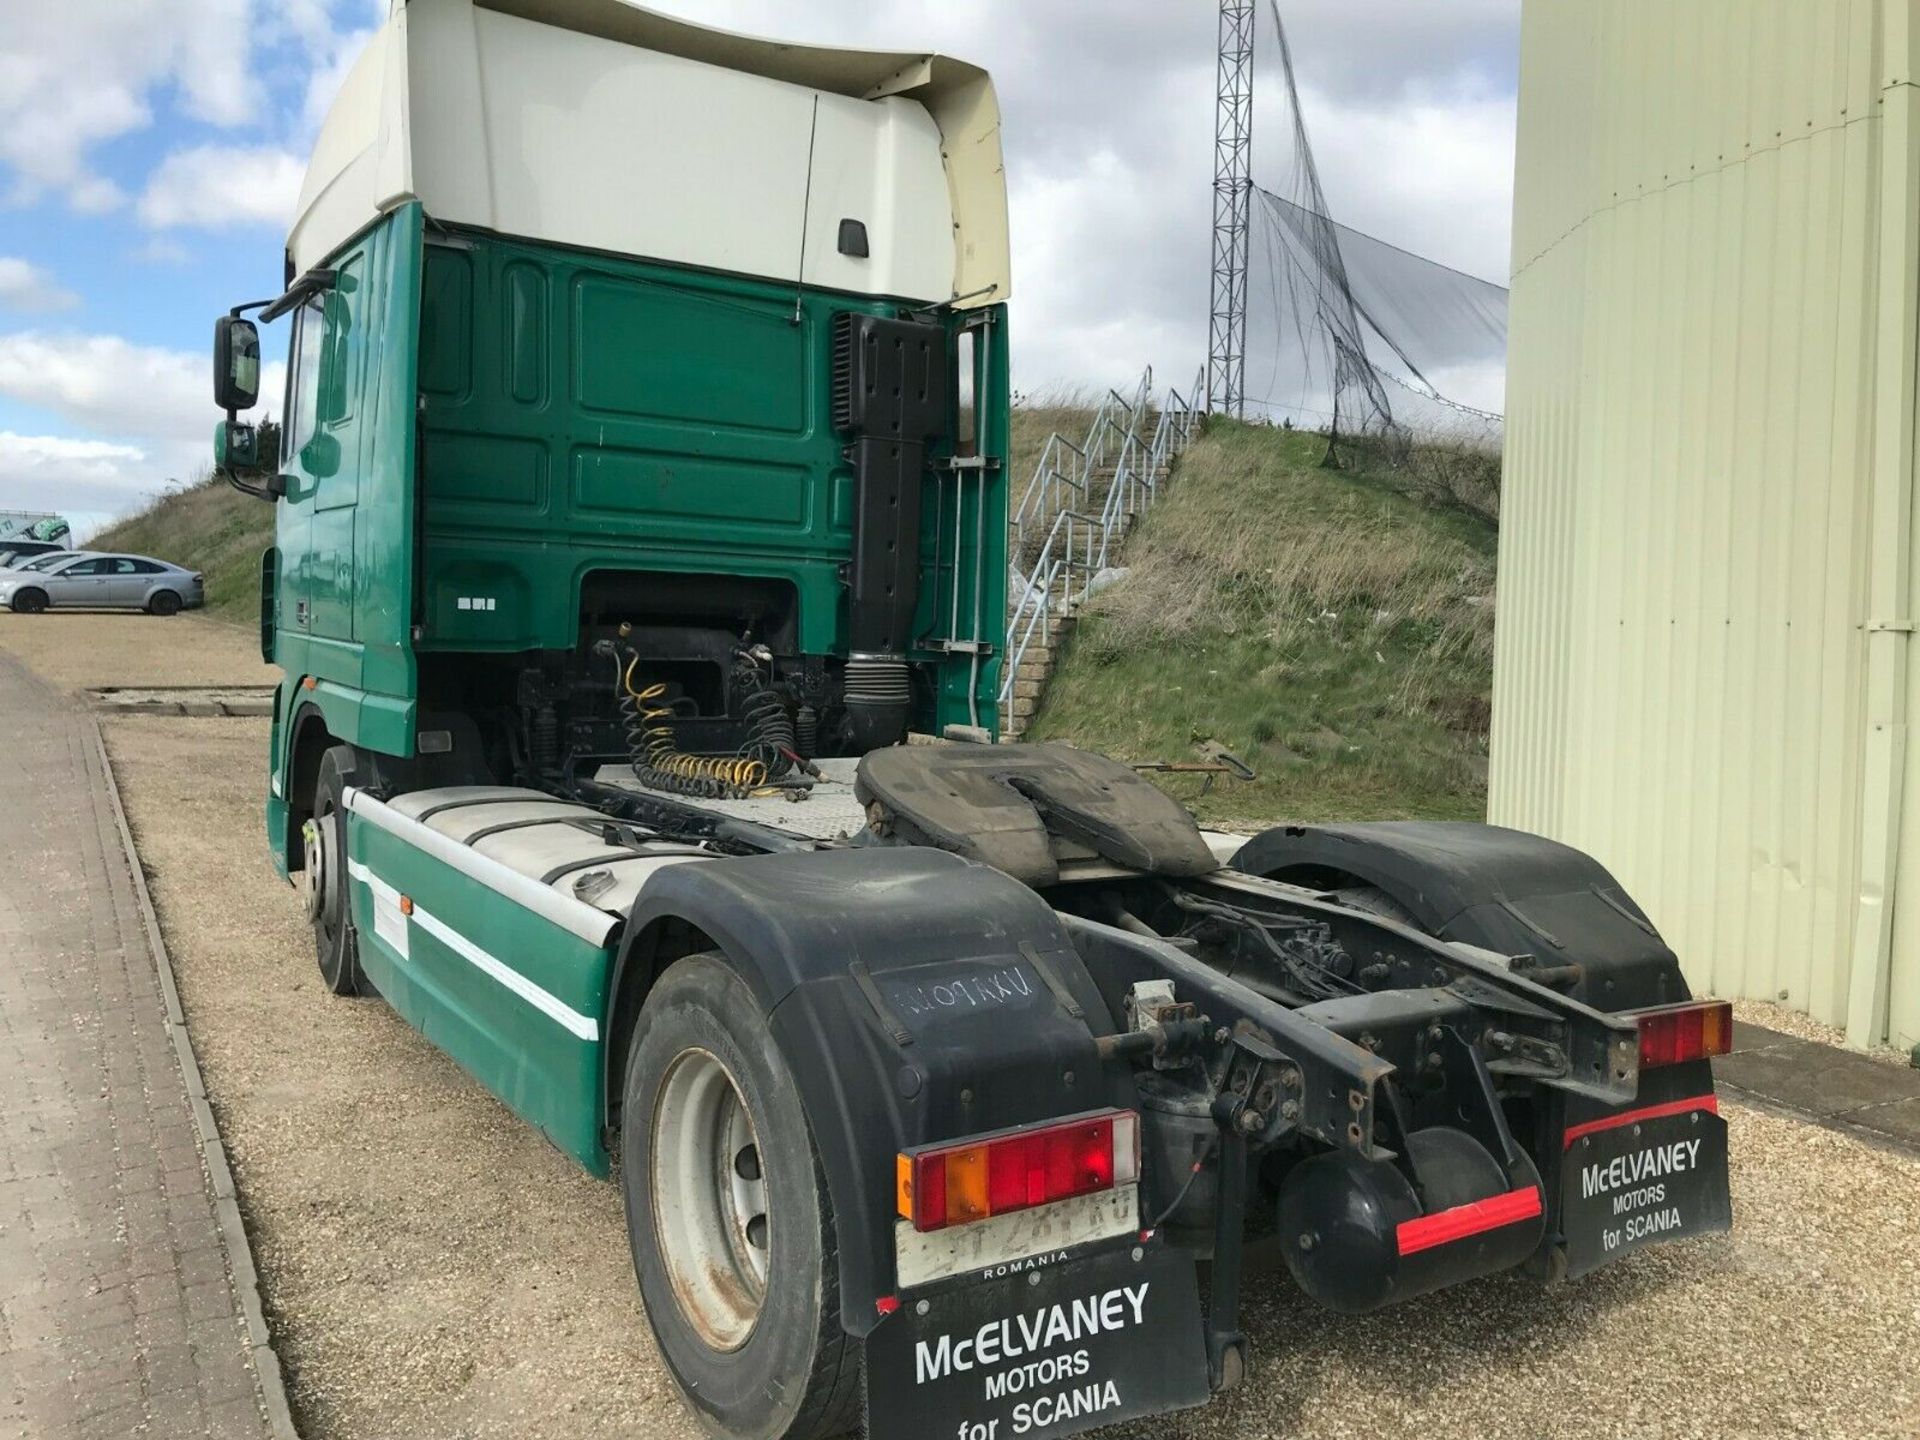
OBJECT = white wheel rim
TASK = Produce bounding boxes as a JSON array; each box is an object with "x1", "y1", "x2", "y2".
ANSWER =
[
  {"x1": 302, "y1": 813, "x2": 333, "y2": 924},
  {"x1": 651, "y1": 1047, "x2": 769, "y2": 1351}
]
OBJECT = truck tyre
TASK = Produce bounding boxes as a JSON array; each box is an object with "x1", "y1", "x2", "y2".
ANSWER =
[
  {"x1": 10, "y1": 588, "x2": 47, "y2": 614},
  {"x1": 306, "y1": 745, "x2": 368, "y2": 997},
  {"x1": 621, "y1": 953, "x2": 860, "y2": 1440},
  {"x1": 147, "y1": 590, "x2": 183, "y2": 616}
]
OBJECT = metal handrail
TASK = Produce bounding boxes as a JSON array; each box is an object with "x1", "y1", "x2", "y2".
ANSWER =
[{"x1": 1000, "y1": 367, "x2": 1208, "y2": 710}]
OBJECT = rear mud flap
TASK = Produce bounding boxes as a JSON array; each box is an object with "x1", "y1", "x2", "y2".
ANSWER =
[{"x1": 1559, "y1": 1100, "x2": 1731, "y2": 1277}]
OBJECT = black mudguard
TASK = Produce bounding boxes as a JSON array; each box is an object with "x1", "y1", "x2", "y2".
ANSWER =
[
  {"x1": 1229, "y1": 820, "x2": 1690, "y2": 1011},
  {"x1": 1230, "y1": 821, "x2": 1727, "y2": 1269},
  {"x1": 611, "y1": 846, "x2": 1127, "y2": 1336}
]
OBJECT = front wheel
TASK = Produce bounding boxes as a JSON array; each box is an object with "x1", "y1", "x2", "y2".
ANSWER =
[
  {"x1": 305, "y1": 745, "x2": 368, "y2": 996},
  {"x1": 10, "y1": 588, "x2": 47, "y2": 614},
  {"x1": 621, "y1": 953, "x2": 860, "y2": 1440}
]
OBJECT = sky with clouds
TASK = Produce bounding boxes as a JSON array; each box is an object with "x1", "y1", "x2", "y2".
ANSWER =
[{"x1": 0, "y1": 1, "x2": 1518, "y2": 540}]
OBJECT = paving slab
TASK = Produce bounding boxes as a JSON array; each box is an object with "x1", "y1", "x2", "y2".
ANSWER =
[
  {"x1": 1718, "y1": 1020, "x2": 1920, "y2": 1155},
  {"x1": 0, "y1": 647, "x2": 290, "y2": 1438}
]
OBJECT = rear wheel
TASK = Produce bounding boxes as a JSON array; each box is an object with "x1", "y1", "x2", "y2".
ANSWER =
[
  {"x1": 305, "y1": 745, "x2": 368, "y2": 996},
  {"x1": 147, "y1": 589, "x2": 182, "y2": 616},
  {"x1": 10, "y1": 588, "x2": 46, "y2": 615},
  {"x1": 621, "y1": 953, "x2": 860, "y2": 1440}
]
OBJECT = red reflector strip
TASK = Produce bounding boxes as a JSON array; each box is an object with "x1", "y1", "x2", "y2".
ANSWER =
[
  {"x1": 1394, "y1": 1185, "x2": 1543, "y2": 1258},
  {"x1": 1562, "y1": 1094, "x2": 1719, "y2": 1150}
]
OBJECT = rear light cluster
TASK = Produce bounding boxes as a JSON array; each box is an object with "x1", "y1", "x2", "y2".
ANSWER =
[
  {"x1": 1635, "y1": 999, "x2": 1733, "y2": 1068},
  {"x1": 896, "y1": 1109, "x2": 1139, "y2": 1233}
]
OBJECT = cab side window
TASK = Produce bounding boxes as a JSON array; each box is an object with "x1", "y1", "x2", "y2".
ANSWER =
[
  {"x1": 282, "y1": 294, "x2": 326, "y2": 464},
  {"x1": 317, "y1": 257, "x2": 362, "y2": 428}
]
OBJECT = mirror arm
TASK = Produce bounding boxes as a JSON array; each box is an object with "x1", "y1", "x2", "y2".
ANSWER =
[
  {"x1": 222, "y1": 467, "x2": 284, "y2": 504},
  {"x1": 259, "y1": 267, "x2": 337, "y2": 324}
]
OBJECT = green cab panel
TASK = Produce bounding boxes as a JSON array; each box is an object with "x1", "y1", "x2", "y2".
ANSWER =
[
  {"x1": 344, "y1": 800, "x2": 614, "y2": 1174},
  {"x1": 413, "y1": 229, "x2": 1007, "y2": 732}
]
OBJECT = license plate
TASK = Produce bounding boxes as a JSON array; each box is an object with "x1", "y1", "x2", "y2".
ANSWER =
[
  {"x1": 865, "y1": 1243, "x2": 1210, "y2": 1440},
  {"x1": 1560, "y1": 1104, "x2": 1731, "y2": 1277}
]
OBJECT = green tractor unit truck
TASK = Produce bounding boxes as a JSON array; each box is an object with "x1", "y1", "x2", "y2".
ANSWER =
[{"x1": 212, "y1": 4, "x2": 1734, "y2": 1436}]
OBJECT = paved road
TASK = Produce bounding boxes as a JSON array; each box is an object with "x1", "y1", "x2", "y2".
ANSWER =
[{"x1": 0, "y1": 650, "x2": 279, "y2": 1439}]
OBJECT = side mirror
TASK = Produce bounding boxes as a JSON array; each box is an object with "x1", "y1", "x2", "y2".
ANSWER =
[
  {"x1": 213, "y1": 419, "x2": 283, "y2": 500},
  {"x1": 214, "y1": 315, "x2": 260, "y2": 412},
  {"x1": 215, "y1": 419, "x2": 258, "y2": 470}
]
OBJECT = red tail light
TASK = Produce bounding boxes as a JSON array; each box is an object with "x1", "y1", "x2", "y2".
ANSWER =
[
  {"x1": 896, "y1": 1109, "x2": 1140, "y2": 1233},
  {"x1": 1635, "y1": 999, "x2": 1733, "y2": 1067}
]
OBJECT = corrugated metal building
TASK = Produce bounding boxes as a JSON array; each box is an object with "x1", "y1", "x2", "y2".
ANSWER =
[{"x1": 1493, "y1": 0, "x2": 1920, "y2": 1050}]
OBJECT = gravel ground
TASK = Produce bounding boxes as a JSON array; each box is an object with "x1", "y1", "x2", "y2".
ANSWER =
[
  {"x1": 0, "y1": 610, "x2": 277, "y2": 692},
  {"x1": 17, "y1": 616, "x2": 1918, "y2": 1439}
]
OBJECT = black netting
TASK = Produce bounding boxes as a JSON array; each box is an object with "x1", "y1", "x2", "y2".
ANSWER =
[{"x1": 1241, "y1": 2, "x2": 1506, "y2": 518}]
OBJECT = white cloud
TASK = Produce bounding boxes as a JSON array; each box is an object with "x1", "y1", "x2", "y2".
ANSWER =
[
  {"x1": 0, "y1": 331, "x2": 283, "y2": 522},
  {"x1": 0, "y1": 258, "x2": 78, "y2": 313},
  {"x1": 131, "y1": 237, "x2": 193, "y2": 266},
  {"x1": 137, "y1": 145, "x2": 307, "y2": 232},
  {"x1": 0, "y1": 432, "x2": 153, "y2": 525},
  {"x1": 0, "y1": 331, "x2": 214, "y2": 446},
  {"x1": 0, "y1": 0, "x2": 253, "y2": 210}
]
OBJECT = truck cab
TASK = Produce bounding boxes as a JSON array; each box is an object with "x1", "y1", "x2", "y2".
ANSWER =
[{"x1": 209, "y1": 0, "x2": 1009, "y2": 880}]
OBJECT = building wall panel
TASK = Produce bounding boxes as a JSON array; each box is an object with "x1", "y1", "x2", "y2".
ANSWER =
[{"x1": 1496, "y1": 0, "x2": 1917, "y2": 1048}]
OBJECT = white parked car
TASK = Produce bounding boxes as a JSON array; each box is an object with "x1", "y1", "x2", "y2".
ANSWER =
[{"x1": 0, "y1": 553, "x2": 205, "y2": 615}]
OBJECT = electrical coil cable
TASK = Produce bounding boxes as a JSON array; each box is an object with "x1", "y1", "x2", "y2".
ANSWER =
[
  {"x1": 734, "y1": 649, "x2": 798, "y2": 779},
  {"x1": 613, "y1": 649, "x2": 769, "y2": 800}
]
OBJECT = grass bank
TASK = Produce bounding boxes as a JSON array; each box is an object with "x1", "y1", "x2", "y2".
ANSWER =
[{"x1": 1024, "y1": 422, "x2": 1497, "y2": 827}]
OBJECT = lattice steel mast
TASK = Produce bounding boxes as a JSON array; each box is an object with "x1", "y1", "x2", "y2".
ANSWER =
[{"x1": 1207, "y1": 0, "x2": 1255, "y2": 417}]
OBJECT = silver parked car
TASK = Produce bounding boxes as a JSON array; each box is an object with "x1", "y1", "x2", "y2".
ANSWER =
[{"x1": 0, "y1": 553, "x2": 204, "y2": 615}]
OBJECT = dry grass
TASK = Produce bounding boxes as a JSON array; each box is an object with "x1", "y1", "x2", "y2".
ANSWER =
[
  {"x1": 1029, "y1": 422, "x2": 1498, "y2": 823},
  {"x1": 1090, "y1": 437, "x2": 1494, "y2": 660},
  {"x1": 1338, "y1": 429, "x2": 1504, "y2": 527},
  {"x1": 0, "y1": 609, "x2": 277, "y2": 693}
]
